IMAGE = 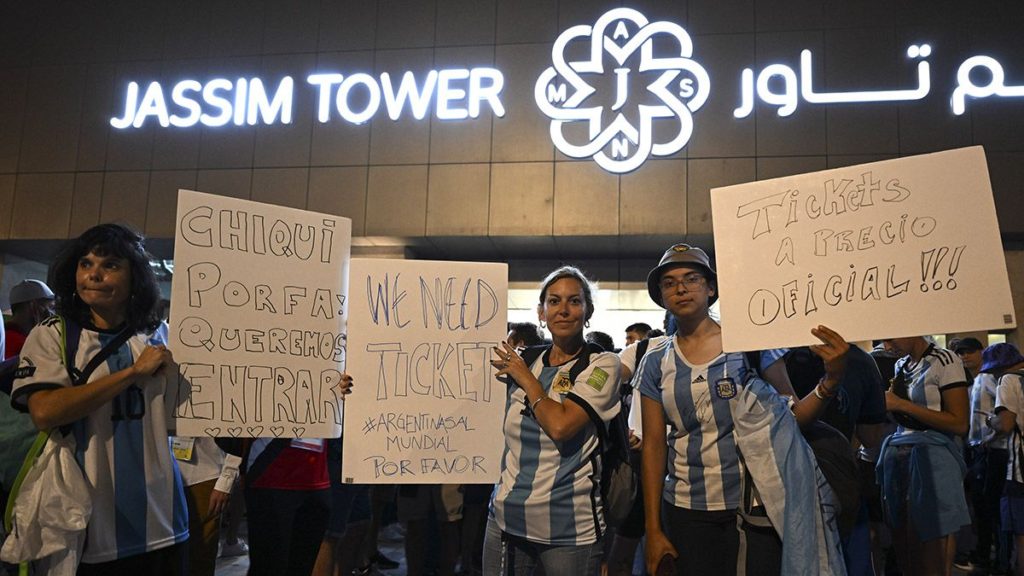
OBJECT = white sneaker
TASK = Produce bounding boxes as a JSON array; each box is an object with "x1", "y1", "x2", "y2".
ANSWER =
[{"x1": 220, "y1": 540, "x2": 249, "y2": 557}]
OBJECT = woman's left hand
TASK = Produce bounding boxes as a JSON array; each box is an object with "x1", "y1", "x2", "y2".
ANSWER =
[
  {"x1": 491, "y1": 342, "x2": 531, "y2": 386},
  {"x1": 809, "y1": 325, "x2": 849, "y2": 379}
]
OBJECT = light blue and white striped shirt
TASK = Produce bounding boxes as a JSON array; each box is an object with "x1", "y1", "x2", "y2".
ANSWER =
[
  {"x1": 491, "y1": 349, "x2": 621, "y2": 545},
  {"x1": 13, "y1": 320, "x2": 188, "y2": 563},
  {"x1": 637, "y1": 338, "x2": 754, "y2": 511}
]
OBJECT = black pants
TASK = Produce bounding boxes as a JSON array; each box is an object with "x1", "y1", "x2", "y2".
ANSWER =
[
  {"x1": 969, "y1": 445, "x2": 1009, "y2": 568},
  {"x1": 245, "y1": 486, "x2": 331, "y2": 576},
  {"x1": 662, "y1": 503, "x2": 781, "y2": 576},
  {"x1": 77, "y1": 541, "x2": 187, "y2": 576}
]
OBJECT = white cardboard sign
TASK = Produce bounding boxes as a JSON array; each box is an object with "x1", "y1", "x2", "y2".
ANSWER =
[
  {"x1": 342, "y1": 258, "x2": 508, "y2": 484},
  {"x1": 711, "y1": 146, "x2": 1015, "y2": 352},
  {"x1": 169, "y1": 190, "x2": 352, "y2": 438}
]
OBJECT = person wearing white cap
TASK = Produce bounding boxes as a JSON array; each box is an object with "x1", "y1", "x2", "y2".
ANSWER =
[{"x1": 4, "y1": 279, "x2": 55, "y2": 359}]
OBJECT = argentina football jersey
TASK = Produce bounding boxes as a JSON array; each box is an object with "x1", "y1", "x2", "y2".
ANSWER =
[
  {"x1": 637, "y1": 337, "x2": 784, "y2": 511},
  {"x1": 895, "y1": 346, "x2": 966, "y2": 436},
  {"x1": 491, "y1": 349, "x2": 620, "y2": 545},
  {"x1": 13, "y1": 320, "x2": 188, "y2": 563}
]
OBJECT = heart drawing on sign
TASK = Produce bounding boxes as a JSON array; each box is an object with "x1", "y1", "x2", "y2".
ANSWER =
[
  {"x1": 270, "y1": 426, "x2": 285, "y2": 437},
  {"x1": 293, "y1": 427, "x2": 306, "y2": 437},
  {"x1": 227, "y1": 427, "x2": 242, "y2": 437},
  {"x1": 204, "y1": 427, "x2": 221, "y2": 437},
  {"x1": 248, "y1": 426, "x2": 264, "y2": 436}
]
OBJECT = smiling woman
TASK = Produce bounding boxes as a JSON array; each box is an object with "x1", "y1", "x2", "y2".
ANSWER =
[{"x1": 483, "y1": 265, "x2": 622, "y2": 574}]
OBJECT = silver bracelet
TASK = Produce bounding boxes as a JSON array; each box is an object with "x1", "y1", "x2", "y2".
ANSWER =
[
  {"x1": 813, "y1": 383, "x2": 835, "y2": 401},
  {"x1": 531, "y1": 396, "x2": 546, "y2": 412}
]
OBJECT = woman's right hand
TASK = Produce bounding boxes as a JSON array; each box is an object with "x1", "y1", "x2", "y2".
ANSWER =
[
  {"x1": 132, "y1": 344, "x2": 172, "y2": 378},
  {"x1": 645, "y1": 529, "x2": 678, "y2": 576}
]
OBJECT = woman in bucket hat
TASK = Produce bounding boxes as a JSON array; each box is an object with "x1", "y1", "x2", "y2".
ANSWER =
[{"x1": 636, "y1": 243, "x2": 851, "y2": 576}]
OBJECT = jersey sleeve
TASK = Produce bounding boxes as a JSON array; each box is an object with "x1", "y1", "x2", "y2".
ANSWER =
[
  {"x1": 564, "y1": 351, "x2": 621, "y2": 422},
  {"x1": 937, "y1": 354, "x2": 969, "y2": 391},
  {"x1": 11, "y1": 321, "x2": 72, "y2": 411},
  {"x1": 627, "y1": 387, "x2": 643, "y2": 439},
  {"x1": 982, "y1": 373, "x2": 999, "y2": 401},
  {"x1": 759, "y1": 348, "x2": 789, "y2": 373},
  {"x1": 618, "y1": 342, "x2": 638, "y2": 373},
  {"x1": 637, "y1": 343, "x2": 666, "y2": 402},
  {"x1": 996, "y1": 374, "x2": 1024, "y2": 415}
]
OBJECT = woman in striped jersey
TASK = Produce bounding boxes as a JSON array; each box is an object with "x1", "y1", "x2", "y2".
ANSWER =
[
  {"x1": 879, "y1": 336, "x2": 969, "y2": 576},
  {"x1": 484, "y1": 266, "x2": 622, "y2": 575},
  {"x1": 12, "y1": 224, "x2": 187, "y2": 575},
  {"x1": 637, "y1": 243, "x2": 850, "y2": 576}
]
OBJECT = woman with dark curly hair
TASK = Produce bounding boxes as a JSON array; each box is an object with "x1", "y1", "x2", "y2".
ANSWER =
[{"x1": 11, "y1": 223, "x2": 188, "y2": 576}]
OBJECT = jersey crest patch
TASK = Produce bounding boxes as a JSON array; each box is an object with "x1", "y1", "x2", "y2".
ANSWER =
[
  {"x1": 552, "y1": 371, "x2": 573, "y2": 393},
  {"x1": 714, "y1": 377, "x2": 737, "y2": 400}
]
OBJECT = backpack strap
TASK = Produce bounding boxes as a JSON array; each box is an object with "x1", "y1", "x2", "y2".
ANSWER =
[
  {"x1": 59, "y1": 316, "x2": 134, "y2": 387},
  {"x1": 567, "y1": 342, "x2": 614, "y2": 446},
  {"x1": 518, "y1": 345, "x2": 548, "y2": 371}
]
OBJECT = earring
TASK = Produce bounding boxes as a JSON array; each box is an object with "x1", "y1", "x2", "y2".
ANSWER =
[
  {"x1": 585, "y1": 320, "x2": 590, "y2": 328},
  {"x1": 539, "y1": 320, "x2": 546, "y2": 329}
]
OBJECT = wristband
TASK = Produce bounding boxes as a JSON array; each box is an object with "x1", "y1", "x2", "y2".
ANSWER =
[
  {"x1": 531, "y1": 396, "x2": 546, "y2": 412},
  {"x1": 813, "y1": 382, "x2": 835, "y2": 400}
]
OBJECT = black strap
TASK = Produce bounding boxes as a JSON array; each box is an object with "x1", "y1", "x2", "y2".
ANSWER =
[{"x1": 61, "y1": 317, "x2": 135, "y2": 387}]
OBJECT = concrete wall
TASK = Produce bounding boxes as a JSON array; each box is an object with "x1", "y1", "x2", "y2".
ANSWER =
[{"x1": 0, "y1": 0, "x2": 1022, "y2": 334}]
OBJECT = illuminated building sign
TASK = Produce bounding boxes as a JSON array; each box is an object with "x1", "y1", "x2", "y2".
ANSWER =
[
  {"x1": 534, "y1": 8, "x2": 709, "y2": 173},
  {"x1": 109, "y1": 8, "x2": 1023, "y2": 173},
  {"x1": 110, "y1": 69, "x2": 505, "y2": 129}
]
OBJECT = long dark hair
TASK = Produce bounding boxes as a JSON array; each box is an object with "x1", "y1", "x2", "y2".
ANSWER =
[{"x1": 48, "y1": 223, "x2": 162, "y2": 333}]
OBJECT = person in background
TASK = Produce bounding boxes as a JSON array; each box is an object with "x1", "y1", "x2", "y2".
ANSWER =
[
  {"x1": 4, "y1": 279, "x2": 55, "y2": 359},
  {"x1": 988, "y1": 343, "x2": 1024, "y2": 576},
  {"x1": 175, "y1": 437, "x2": 241, "y2": 576},
  {"x1": 312, "y1": 439, "x2": 372, "y2": 576},
  {"x1": 12, "y1": 223, "x2": 186, "y2": 575},
  {"x1": 784, "y1": 344, "x2": 889, "y2": 576},
  {"x1": 507, "y1": 321, "x2": 544, "y2": 351},
  {"x1": 242, "y1": 373, "x2": 352, "y2": 576},
  {"x1": 585, "y1": 330, "x2": 616, "y2": 353},
  {"x1": 484, "y1": 266, "x2": 622, "y2": 574},
  {"x1": 954, "y1": 337, "x2": 1011, "y2": 574},
  {"x1": 605, "y1": 325, "x2": 670, "y2": 576},
  {"x1": 624, "y1": 323, "x2": 651, "y2": 347},
  {"x1": 879, "y1": 336, "x2": 970, "y2": 576},
  {"x1": 0, "y1": 281, "x2": 56, "y2": 507},
  {"x1": 398, "y1": 484, "x2": 462, "y2": 576}
]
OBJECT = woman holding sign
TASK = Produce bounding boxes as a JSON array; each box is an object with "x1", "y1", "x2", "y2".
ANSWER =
[
  {"x1": 636, "y1": 243, "x2": 852, "y2": 576},
  {"x1": 485, "y1": 266, "x2": 622, "y2": 574},
  {"x1": 11, "y1": 223, "x2": 187, "y2": 575}
]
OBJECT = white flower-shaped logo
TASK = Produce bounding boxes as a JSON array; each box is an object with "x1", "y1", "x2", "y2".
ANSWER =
[{"x1": 535, "y1": 8, "x2": 710, "y2": 174}]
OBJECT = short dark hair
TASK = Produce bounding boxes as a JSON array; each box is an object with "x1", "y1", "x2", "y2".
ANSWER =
[
  {"x1": 508, "y1": 322, "x2": 544, "y2": 348},
  {"x1": 49, "y1": 223, "x2": 163, "y2": 333},
  {"x1": 585, "y1": 331, "x2": 615, "y2": 352},
  {"x1": 625, "y1": 322, "x2": 652, "y2": 336}
]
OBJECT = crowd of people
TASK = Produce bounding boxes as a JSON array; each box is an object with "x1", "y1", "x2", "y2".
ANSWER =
[{"x1": 0, "y1": 224, "x2": 1021, "y2": 576}]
